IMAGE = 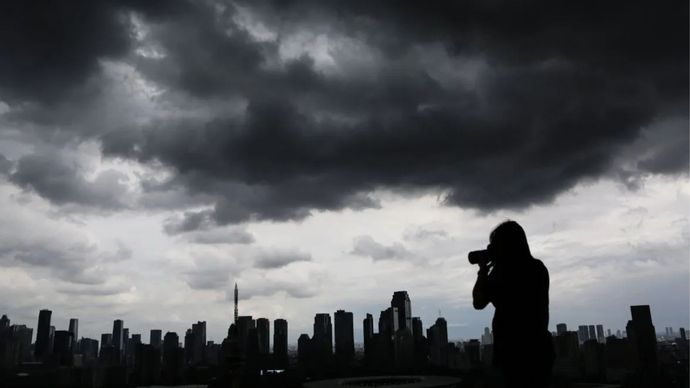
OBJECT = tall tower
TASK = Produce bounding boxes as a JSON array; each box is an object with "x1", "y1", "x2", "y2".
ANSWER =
[
  {"x1": 35, "y1": 309, "x2": 52, "y2": 359},
  {"x1": 391, "y1": 291, "x2": 412, "y2": 332},
  {"x1": 234, "y1": 282, "x2": 239, "y2": 324}
]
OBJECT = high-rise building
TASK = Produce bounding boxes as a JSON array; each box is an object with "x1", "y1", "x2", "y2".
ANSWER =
[
  {"x1": 556, "y1": 323, "x2": 567, "y2": 336},
  {"x1": 481, "y1": 327, "x2": 493, "y2": 345},
  {"x1": 162, "y1": 332, "x2": 183, "y2": 384},
  {"x1": 596, "y1": 325, "x2": 605, "y2": 342},
  {"x1": 412, "y1": 317, "x2": 423, "y2": 341},
  {"x1": 273, "y1": 319, "x2": 288, "y2": 366},
  {"x1": 184, "y1": 329, "x2": 194, "y2": 365},
  {"x1": 363, "y1": 314, "x2": 374, "y2": 359},
  {"x1": 378, "y1": 307, "x2": 398, "y2": 339},
  {"x1": 297, "y1": 334, "x2": 311, "y2": 365},
  {"x1": 427, "y1": 317, "x2": 448, "y2": 367},
  {"x1": 68, "y1": 318, "x2": 79, "y2": 352},
  {"x1": 48, "y1": 326, "x2": 55, "y2": 354},
  {"x1": 101, "y1": 333, "x2": 113, "y2": 349},
  {"x1": 578, "y1": 325, "x2": 589, "y2": 343},
  {"x1": 6, "y1": 324, "x2": 33, "y2": 363},
  {"x1": 150, "y1": 329, "x2": 162, "y2": 349},
  {"x1": 53, "y1": 330, "x2": 74, "y2": 365},
  {"x1": 334, "y1": 310, "x2": 354, "y2": 361},
  {"x1": 35, "y1": 309, "x2": 52, "y2": 359},
  {"x1": 391, "y1": 291, "x2": 412, "y2": 331},
  {"x1": 0, "y1": 315, "x2": 9, "y2": 330},
  {"x1": 680, "y1": 328, "x2": 687, "y2": 341},
  {"x1": 191, "y1": 321, "x2": 206, "y2": 364},
  {"x1": 237, "y1": 316, "x2": 255, "y2": 355},
  {"x1": 80, "y1": 338, "x2": 99, "y2": 363},
  {"x1": 588, "y1": 325, "x2": 596, "y2": 342},
  {"x1": 163, "y1": 332, "x2": 178, "y2": 351},
  {"x1": 313, "y1": 313, "x2": 333, "y2": 358},
  {"x1": 626, "y1": 305, "x2": 657, "y2": 370},
  {"x1": 112, "y1": 320, "x2": 124, "y2": 354},
  {"x1": 256, "y1": 318, "x2": 270, "y2": 354}
]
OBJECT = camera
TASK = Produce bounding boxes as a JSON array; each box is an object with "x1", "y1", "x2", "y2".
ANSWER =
[{"x1": 468, "y1": 249, "x2": 491, "y2": 265}]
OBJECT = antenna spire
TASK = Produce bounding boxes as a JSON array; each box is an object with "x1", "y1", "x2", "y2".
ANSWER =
[{"x1": 234, "y1": 282, "x2": 238, "y2": 324}]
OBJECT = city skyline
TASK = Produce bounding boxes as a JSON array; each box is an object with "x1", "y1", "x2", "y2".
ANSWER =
[
  {"x1": 0, "y1": 0, "x2": 687, "y2": 360},
  {"x1": 3, "y1": 289, "x2": 687, "y2": 349}
]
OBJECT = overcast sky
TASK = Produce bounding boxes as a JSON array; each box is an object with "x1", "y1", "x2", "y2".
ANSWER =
[{"x1": 0, "y1": 1, "x2": 687, "y2": 345}]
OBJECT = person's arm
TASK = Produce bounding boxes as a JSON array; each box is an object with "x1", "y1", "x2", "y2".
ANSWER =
[{"x1": 472, "y1": 263, "x2": 493, "y2": 309}]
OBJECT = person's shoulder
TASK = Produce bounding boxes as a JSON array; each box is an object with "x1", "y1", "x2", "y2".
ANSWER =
[{"x1": 531, "y1": 257, "x2": 549, "y2": 274}]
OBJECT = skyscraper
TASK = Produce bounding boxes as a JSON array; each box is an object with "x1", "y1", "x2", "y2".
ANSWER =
[
  {"x1": 596, "y1": 324, "x2": 605, "y2": 342},
  {"x1": 627, "y1": 305, "x2": 657, "y2": 370},
  {"x1": 53, "y1": 330, "x2": 74, "y2": 365},
  {"x1": 101, "y1": 333, "x2": 113, "y2": 348},
  {"x1": 313, "y1": 313, "x2": 333, "y2": 357},
  {"x1": 427, "y1": 317, "x2": 448, "y2": 367},
  {"x1": 481, "y1": 327, "x2": 493, "y2": 345},
  {"x1": 334, "y1": 310, "x2": 354, "y2": 361},
  {"x1": 588, "y1": 325, "x2": 596, "y2": 342},
  {"x1": 234, "y1": 282, "x2": 239, "y2": 325},
  {"x1": 273, "y1": 319, "x2": 288, "y2": 366},
  {"x1": 68, "y1": 319, "x2": 79, "y2": 352},
  {"x1": 378, "y1": 307, "x2": 398, "y2": 339},
  {"x1": 35, "y1": 309, "x2": 52, "y2": 359},
  {"x1": 81, "y1": 338, "x2": 99, "y2": 363},
  {"x1": 191, "y1": 321, "x2": 206, "y2": 364},
  {"x1": 412, "y1": 317, "x2": 424, "y2": 341},
  {"x1": 150, "y1": 329, "x2": 162, "y2": 349},
  {"x1": 123, "y1": 327, "x2": 130, "y2": 360},
  {"x1": 391, "y1": 291, "x2": 412, "y2": 331},
  {"x1": 578, "y1": 325, "x2": 589, "y2": 343},
  {"x1": 237, "y1": 316, "x2": 255, "y2": 355},
  {"x1": 256, "y1": 318, "x2": 270, "y2": 354},
  {"x1": 556, "y1": 323, "x2": 567, "y2": 336},
  {"x1": 112, "y1": 320, "x2": 124, "y2": 354},
  {"x1": 0, "y1": 315, "x2": 9, "y2": 330},
  {"x1": 363, "y1": 314, "x2": 374, "y2": 359}
]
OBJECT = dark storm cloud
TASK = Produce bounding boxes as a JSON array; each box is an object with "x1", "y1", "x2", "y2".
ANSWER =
[
  {"x1": 9, "y1": 151, "x2": 130, "y2": 210},
  {"x1": 0, "y1": 0, "x2": 131, "y2": 104},
  {"x1": 1, "y1": 1, "x2": 687, "y2": 221}
]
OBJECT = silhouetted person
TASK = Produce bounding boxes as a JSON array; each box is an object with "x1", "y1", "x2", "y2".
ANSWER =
[{"x1": 472, "y1": 221, "x2": 554, "y2": 388}]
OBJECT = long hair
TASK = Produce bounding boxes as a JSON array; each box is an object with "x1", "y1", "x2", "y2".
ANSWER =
[{"x1": 489, "y1": 220, "x2": 533, "y2": 261}]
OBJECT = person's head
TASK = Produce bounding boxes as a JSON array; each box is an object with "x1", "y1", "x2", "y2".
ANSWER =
[{"x1": 488, "y1": 220, "x2": 533, "y2": 264}]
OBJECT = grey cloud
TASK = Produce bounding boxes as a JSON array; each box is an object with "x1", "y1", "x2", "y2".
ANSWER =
[
  {"x1": 230, "y1": 278, "x2": 322, "y2": 300},
  {"x1": 163, "y1": 210, "x2": 215, "y2": 234},
  {"x1": 0, "y1": 154, "x2": 11, "y2": 175},
  {"x1": 351, "y1": 236, "x2": 412, "y2": 261},
  {"x1": 1, "y1": 0, "x2": 686, "y2": 224},
  {"x1": 56, "y1": 284, "x2": 129, "y2": 297},
  {"x1": 403, "y1": 227, "x2": 449, "y2": 242},
  {"x1": 0, "y1": 1, "x2": 131, "y2": 105},
  {"x1": 10, "y1": 151, "x2": 130, "y2": 210},
  {"x1": 187, "y1": 229, "x2": 255, "y2": 245},
  {"x1": 254, "y1": 249, "x2": 312, "y2": 269},
  {"x1": 185, "y1": 269, "x2": 230, "y2": 291},
  {"x1": 163, "y1": 211, "x2": 255, "y2": 244},
  {"x1": 2, "y1": 243, "x2": 104, "y2": 285}
]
